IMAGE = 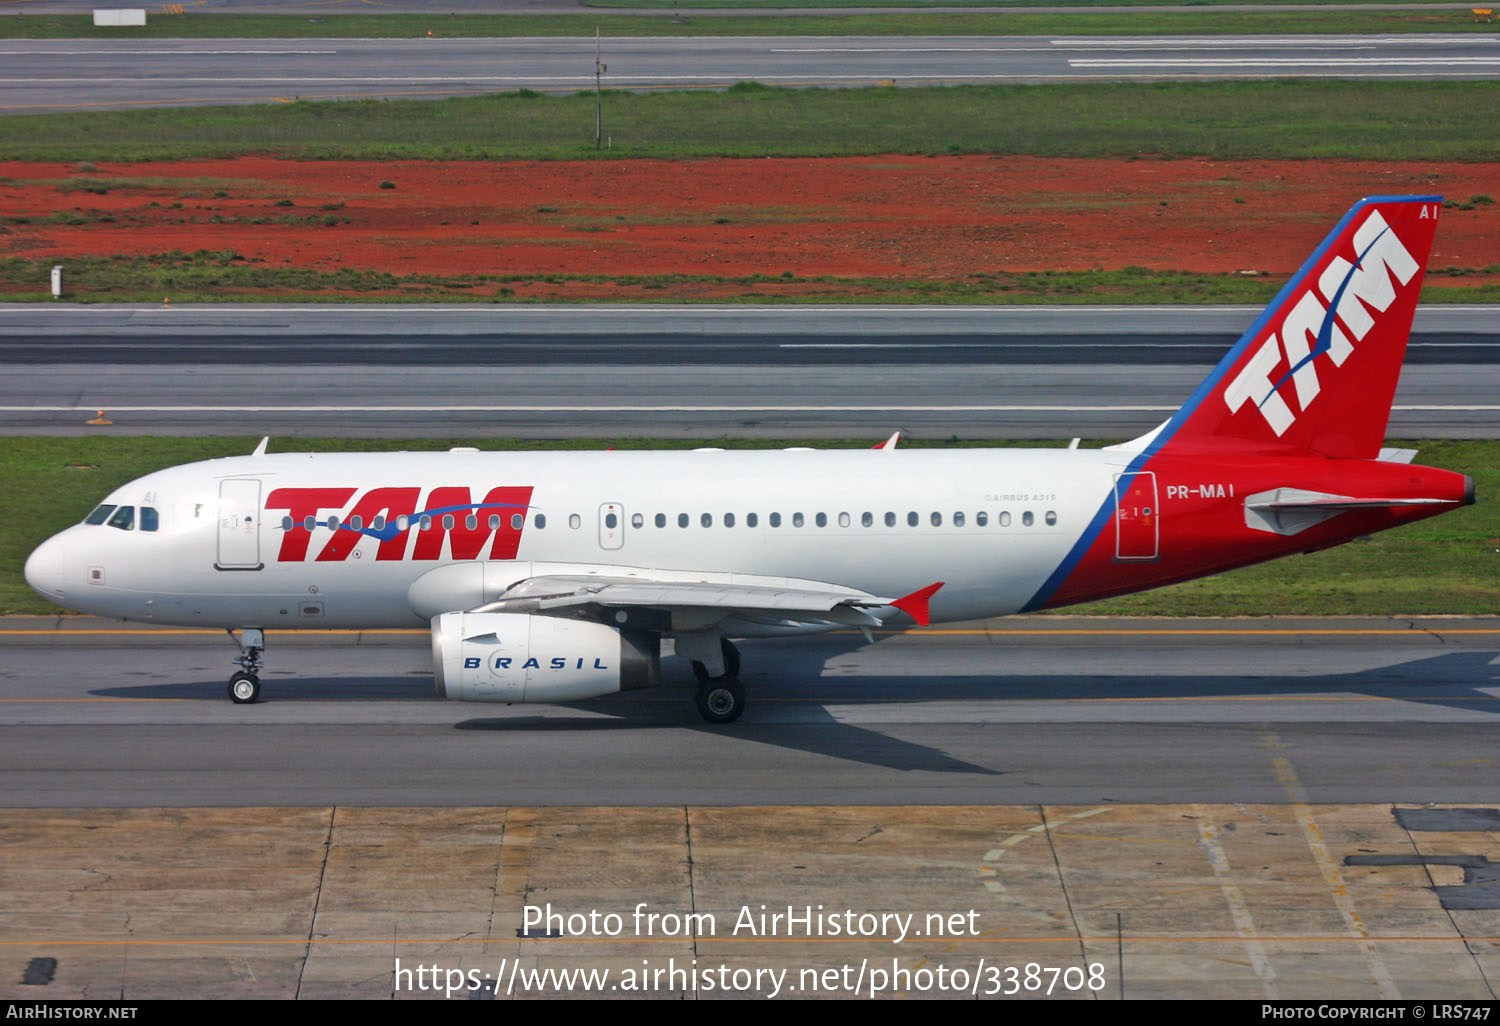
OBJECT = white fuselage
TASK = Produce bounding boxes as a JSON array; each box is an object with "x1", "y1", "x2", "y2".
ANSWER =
[{"x1": 27, "y1": 447, "x2": 1122, "y2": 630}]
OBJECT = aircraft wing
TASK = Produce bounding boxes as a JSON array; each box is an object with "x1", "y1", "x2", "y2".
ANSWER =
[
  {"x1": 407, "y1": 562, "x2": 941, "y2": 628},
  {"x1": 480, "y1": 575, "x2": 942, "y2": 630}
]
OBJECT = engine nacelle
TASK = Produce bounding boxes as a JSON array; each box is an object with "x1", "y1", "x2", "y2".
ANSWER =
[{"x1": 431, "y1": 612, "x2": 659, "y2": 703}]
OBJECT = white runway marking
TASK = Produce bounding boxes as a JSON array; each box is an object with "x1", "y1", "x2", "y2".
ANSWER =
[
  {"x1": 777, "y1": 44, "x2": 1378, "y2": 54},
  {"x1": 2, "y1": 404, "x2": 1495, "y2": 414},
  {"x1": 0, "y1": 49, "x2": 339, "y2": 55},
  {"x1": 1072, "y1": 57, "x2": 1500, "y2": 68}
]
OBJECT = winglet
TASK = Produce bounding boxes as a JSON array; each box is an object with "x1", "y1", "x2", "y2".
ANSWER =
[
  {"x1": 890, "y1": 581, "x2": 943, "y2": 626},
  {"x1": 252, "y1": 436, "x2": 269, "y2": 457},
  {"x1": 872, "y1": 431, "x2": 901, "y2": 451}
]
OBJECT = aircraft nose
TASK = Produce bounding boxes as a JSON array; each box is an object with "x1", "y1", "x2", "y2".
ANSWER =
[{"x1": 24, "y1": 534, "x2": 68, "y2": 602}]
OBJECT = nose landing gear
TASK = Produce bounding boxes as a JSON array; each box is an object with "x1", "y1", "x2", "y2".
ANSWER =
[{"x1": 227, "y1": 628, "x2": 264, "y2": 704}]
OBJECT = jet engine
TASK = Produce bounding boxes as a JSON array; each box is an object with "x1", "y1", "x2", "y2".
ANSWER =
[{"x1": 431, "y1": 612, "x2": 659, "y2": 703}]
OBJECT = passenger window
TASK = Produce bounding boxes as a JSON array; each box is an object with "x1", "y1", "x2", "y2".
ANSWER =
[
  {"x1": 373, "y1": 515, "x2": 386, "y2": 531},
  {"x1": 107, "y1": 506, "x2": 135, "y2": 531},
  {"x1": 84, "y1": 504, "x2": 116, "y2": 526},
  {"x1": 907, "y1": 511, "x2": 918, "y2": 527},
  {"x1": 605, "y1": 512, "x2": 619, "y2": 529},
  {"x1": 977, "y1": 512, "x2": 988, "y2": 527},
  {"x1": 351, "y1": 515, "x2": 364, "y2": 531},
  {"x1": 1046, "y1": 511, "x2": 1057, "y2": 526},
  {"x1": 281, "y1": 516, "x2": 293, "y2": 532},
  {"x1": 569, "y1": 513, "x2": 581, "y2": 529},
  {"x1": 511, "y1": 513, "x2": 523, "y2": 530},
  {"x1": 931, "y1": 512, "x2": 942, "y2": 527},
  {"x1": 747, "y1": 513, "x2": 758, "y2": 528},
  {"x1": 304, "y1": 515, "x2": 317, "y2": 532},
  {"x1": 885, "y1": 512, "x2": 896, "y2": 527},
  {"x1": 678, "y1": 513, "x2": 689, "y2": 528},
  {"x1": 488, "y1": 514, "x2": 500, "y2": 530},
  {"x1": 655, "y1": 513, "x2": 666, "y2": 528},
  {"x1": 770, "y1": 512, "x2": 781, "y2": 528},
  {"x1": 1023, "y1": 511, "x2": 1035, "y2": 527},
  {"x1": 839, "y1": 512, "x2": 851, "y2": 528},
  {"x1": 954, "y1": 512, "x2": 965, "y2": 527},
  {"x1": 999, "y1": 511, "x2": 1012, "y2": 527},
  {"x1": 791, "y1": 512, "x2": 803, "y2": 528},
  {"x1": 419, "y1": 515, "x2": 433, "y2": 531},
  {"x1": 815, "y1": 513, "x2": 827, "y2": 528},
  {"x1": 327, "y1": 514, "x2": 341, "y2": 532},
  {"x1": 535, "y1": 514, "x2": 547, "y2": 529},
  {"x1": 631, "y1": 513, "x2": 643, "y2": 529},
  {"x1": 442, "y1": 515, "x2": 454, "y2": 531},
  {"x1": 397, "y1": 515, "x2": 410, "y2": 532},
  {"x1": 861, "y1": 512, "x2": 873, "y2": 528},
  {"x1": 701, "y1": 513, "x2": 712, "y2": 528},
  {"x1": 724, "y1": 513, "x2": 735, "y2": 528}
]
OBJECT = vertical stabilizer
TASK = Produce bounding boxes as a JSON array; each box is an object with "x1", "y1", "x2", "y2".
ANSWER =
[{"x1": 1151, "y1": 196, "x2": 1440, "y2": 459}]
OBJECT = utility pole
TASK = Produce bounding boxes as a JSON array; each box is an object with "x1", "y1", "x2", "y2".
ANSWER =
[{"x1": 595, "y1": 28, "x2": 606, "y2": 150}]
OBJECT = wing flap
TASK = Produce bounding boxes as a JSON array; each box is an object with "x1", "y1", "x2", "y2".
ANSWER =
[
  {"x1": 529, "y1": 579, "x2": 888, "y2": 614},
  {"x1": 473, "y1": 572, "x2": 944, "y2": 632}
]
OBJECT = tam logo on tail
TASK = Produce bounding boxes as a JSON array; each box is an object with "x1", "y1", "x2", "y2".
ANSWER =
[
  {"x1": 1224, "y1": 208, "x2": 1424, "y2": 436},
  {"x1": 1161, "y1": 196, "x2": 1440, "y2": 460}
]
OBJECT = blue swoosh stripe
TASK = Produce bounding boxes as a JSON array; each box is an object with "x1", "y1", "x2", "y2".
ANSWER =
[
  {"x1": 1258, "y1": 222, "x2": 1391, "y2": 409},
  {"x1": 297, "y1": 500, "x2": 534, "y2": 543}
]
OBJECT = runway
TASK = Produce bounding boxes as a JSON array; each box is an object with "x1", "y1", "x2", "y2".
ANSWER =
[
  {"x1": 3, "y1": 615, "x2": 1498, "y2": 807},
  {"x1": 1, "y1": 304, "x2": 1496, "y2": 437},
  {"x1": 3, "y1": 34, "x2": 1498, "y2": 111}
]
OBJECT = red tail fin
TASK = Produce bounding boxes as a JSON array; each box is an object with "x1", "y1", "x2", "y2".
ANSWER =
[{"x1": 1154, "y1": 196, "x2": 1440, "y2": 459}]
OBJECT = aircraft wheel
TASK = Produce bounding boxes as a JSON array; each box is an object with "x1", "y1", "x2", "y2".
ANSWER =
[
  {"x1": 695, "y1": 679, "x2": 745, "y2": 724},
  {"x1": 228, "y1": 672, "x2": 261, "y2": 704},
  {"x1": 690, "y1": 638, "x2": 741, "y2": 684}
]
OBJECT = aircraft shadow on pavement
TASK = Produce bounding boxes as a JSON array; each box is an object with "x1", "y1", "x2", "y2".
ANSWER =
[
  {"x1": 87, "y1": 641, "x2": 1499, "y2": 775},
  {"x1": 87, "y1": 643, "x2": 1500, "y2": 715},
  {"x1": 90, "y1": 675, "x2": 436, "y2": 701},
  {"x1": 452, "y1": 690, "x2": 999, "y2": 776}
]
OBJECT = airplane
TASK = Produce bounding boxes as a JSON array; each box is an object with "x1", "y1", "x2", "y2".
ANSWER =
[{"x1": 22, "y1": 195, "x2": 1475, "y2": 723}]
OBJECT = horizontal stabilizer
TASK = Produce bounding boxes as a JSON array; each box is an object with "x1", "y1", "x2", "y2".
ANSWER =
[
  {"x1": 1249, "y1": 497, "x2": 1451, "y2": 512},
  {"x1": 1244, "y1": 487, "x2": 1462, "y2": 536}
]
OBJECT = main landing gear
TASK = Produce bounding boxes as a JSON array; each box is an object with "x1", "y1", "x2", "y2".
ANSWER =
[
  {"x1": 690, "y1": 638, "x2": 745, "y2": 724},
  {"x1": 227, "y1": 628, "x2": 264, "y2": 704}
]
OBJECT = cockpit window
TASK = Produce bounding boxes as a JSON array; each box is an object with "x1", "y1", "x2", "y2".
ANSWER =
[
  {"x1": 84, "y1": 504, "x2": 117, "y2": 525},
  {"x1": 106, "y1": 505, "x2": 135, "y2": 531},
  {"x1": 140, "y1": 506, "x2": 159, "y2": 532}
]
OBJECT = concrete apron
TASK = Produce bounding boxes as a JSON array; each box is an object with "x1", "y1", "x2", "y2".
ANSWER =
[{"x1": 3, "y1": 804, "x2": 1499, "y2": 1000}]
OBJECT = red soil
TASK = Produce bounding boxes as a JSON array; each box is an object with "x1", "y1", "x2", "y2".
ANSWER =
[{"x1": 2, "y1": 156, "x2": 1497, "y2": 296}]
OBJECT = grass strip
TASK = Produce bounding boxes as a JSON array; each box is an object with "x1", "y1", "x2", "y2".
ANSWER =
[
  {"x1": 3, "y1": 436, "x2": 1494, "y2": 617},
  {"x1": 4, "y1": 257, "x2": 1500, "y2": 305},
  {"x1": 586, "y1": 0, "x2": 1464, "y2": 7},
  {"x1": 4, "y1": 81, "x2": 1500, "y2": 163},
  {"x1": 0, "y1": 11, "x2": 1494, "y2": 38}
]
